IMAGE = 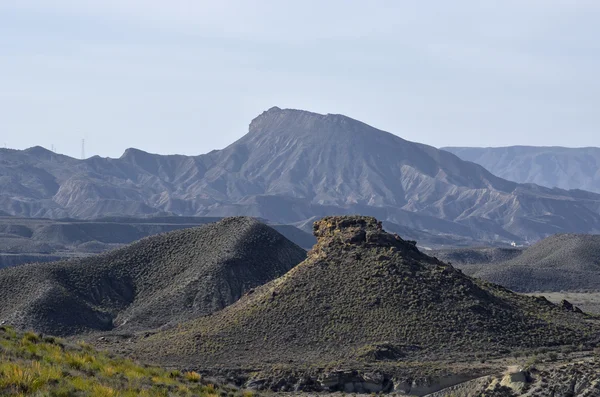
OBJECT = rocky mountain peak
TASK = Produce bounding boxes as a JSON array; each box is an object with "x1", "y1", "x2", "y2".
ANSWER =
[
  {"x1": 3, "y1": 108, "x2": 600, "y2": 245},
  {"x1": 247, "y1": 106, "x2": 364, "y2": 138},
  {"x1": 24, "y1": 146, "x2": 55, "y2": 158},
  {"x1": 314, "y1": 215, "x2": 382, "y2": 236},
  {"x1": 120, "y1": 147, "x2": 151, "y2": 160}
]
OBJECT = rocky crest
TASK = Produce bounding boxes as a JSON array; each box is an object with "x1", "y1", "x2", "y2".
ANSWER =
[{"x1": 312, "y1": 215, "x2": 418, "y2": 248}]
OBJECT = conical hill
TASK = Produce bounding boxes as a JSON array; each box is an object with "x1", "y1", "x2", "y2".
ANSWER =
[{"x1": 133, "y1": 216, "x2": 599, "y2": 370}]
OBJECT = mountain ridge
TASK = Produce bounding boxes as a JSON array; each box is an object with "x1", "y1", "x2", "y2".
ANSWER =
[
  {"x1": 3, "y1": 107, "x2": 600, "y2": 246},
  {"x1": 443, "y1": 145, "x2": 600, "y2": 194},
  {"x1": 0, "y1": 215, "x2": 317, "y2": 269}
]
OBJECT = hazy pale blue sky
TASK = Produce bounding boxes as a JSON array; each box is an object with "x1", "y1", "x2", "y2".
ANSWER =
[{"x1": 1, "y1": 1, "x2": 599, "y2": 158}]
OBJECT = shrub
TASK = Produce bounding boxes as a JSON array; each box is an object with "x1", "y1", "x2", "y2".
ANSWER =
[
  {"x1": 0, "y1": 361, "x2": 61, "y2": 394},
  {"x1": 168, "y1": 369, "x2": 181, "y2": 378},
  {"x1": 184, "y1": 371, "x2": 202, "y2": 382},
  {"x1": 524, "y1": 355, "x2": 539, "y2": 369},
  {"x1": 91, "y1": 384, "x2": 119, "y2": 397},
  {"x1": 0, "y1": 326, "x2": 17, "y2": 339},
  {"x1": 21, "y1": 331, "x2": 40, "y2": 344}
]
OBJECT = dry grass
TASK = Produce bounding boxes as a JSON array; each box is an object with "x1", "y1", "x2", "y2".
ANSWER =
[{"x1": 0, "y1": 325, "x2": 252, "y2": 396}]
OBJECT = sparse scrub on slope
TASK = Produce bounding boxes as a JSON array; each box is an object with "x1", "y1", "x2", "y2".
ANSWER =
[{"x1": 132, "y1": 217, "x2": 600, "y2": 381}]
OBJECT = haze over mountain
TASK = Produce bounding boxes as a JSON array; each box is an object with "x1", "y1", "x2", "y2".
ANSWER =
[
  {"x1": 443, "y1": 146, "x2": 600, "y2": 194},
  {"x1": 3, "y1": 107, "x2": 600, "y2": 246},
  {"x1": 0, "y1": 217, "x2": 306, "y2": 336}
]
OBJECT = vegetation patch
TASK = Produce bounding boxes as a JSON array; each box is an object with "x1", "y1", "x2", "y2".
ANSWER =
[{"x1": 0, "y1": 326, "x2": 252, "y2": 397}]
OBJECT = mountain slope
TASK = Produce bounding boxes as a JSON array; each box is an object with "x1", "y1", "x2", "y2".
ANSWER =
[
  {"x1": 468, "y1": 234, "x2": 600, "y2": 292},
  {"x1": 0, "y1": 217, "x2": 306, "y2": 335},
  {"x1": 131, "y1": 217, "x2": 598, "y2": 379},
  {"x1": 4, "y1": 108, "x2": 600, "y2": 245},
  {"x1": 443, "y1": 146, "x2": 600, "y2": 193}
]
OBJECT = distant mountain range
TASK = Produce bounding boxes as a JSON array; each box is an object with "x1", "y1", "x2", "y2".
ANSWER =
[
  {"x1": 3, "y1": 107, "x2": 600, "y2": 246},
  {"x1": 443, "y1": 146, "x2": 600, "y2": 194}
]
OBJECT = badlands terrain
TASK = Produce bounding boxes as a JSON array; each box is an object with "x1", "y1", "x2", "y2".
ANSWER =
[
  {"x1": 3, "y1": 108, "x2": 600, "y2": 247},
  {"x1": 0, "y1": 217, "x2": 306, "y2": 336},
  {"x1": 2, "y1": 109, "x2": 600, "y2": 396},
  {"x1": 1, "y1": 215, "x2": 599, "y2": 396}
]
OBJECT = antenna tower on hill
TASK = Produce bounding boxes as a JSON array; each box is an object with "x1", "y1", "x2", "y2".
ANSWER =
[{"x1": 81, "y1": 139, "x2": 85, "y2": 160}]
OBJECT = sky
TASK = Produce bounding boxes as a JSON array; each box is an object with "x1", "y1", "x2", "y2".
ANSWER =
[{"x1": 1, "y1": 1, "x2": 600, "y2": 159}]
